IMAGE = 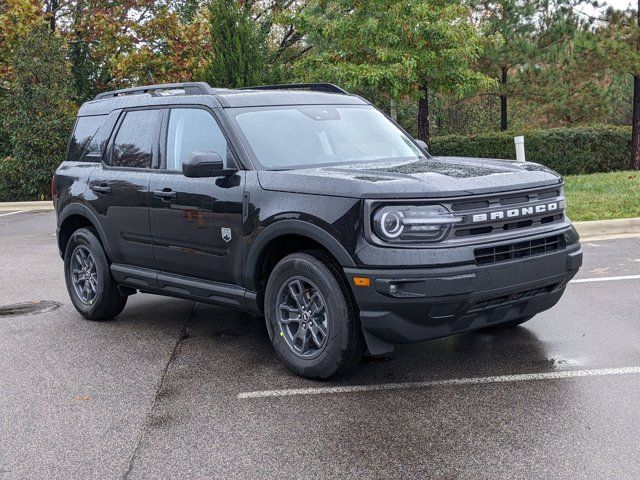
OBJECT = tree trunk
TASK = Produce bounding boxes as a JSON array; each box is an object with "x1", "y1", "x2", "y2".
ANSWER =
[
  {"x1": 46, "y1": 0, "x2": 59, "y2": 32},
  {"x1": 631, "y1": 0, "x2": 640, "y2": 170},
  {"x1": 500, "y1": 66, "x2": 508, "y2": 132},
  {"x1": 418, "y1": 82, "x2": 430, "y2": 145}
]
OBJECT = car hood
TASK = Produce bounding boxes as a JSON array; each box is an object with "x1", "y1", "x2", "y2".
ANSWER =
[{"x1": 257, "y1": 157, "x2": 562, "y2": 199}]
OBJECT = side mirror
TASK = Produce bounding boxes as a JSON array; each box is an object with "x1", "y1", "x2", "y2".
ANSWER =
[
  {"x1": 415, "y1": 139, "x2": 429, "y2": 153},
  {"x1": 182, "y1": 152, "x2": 236, "y2": 178}
]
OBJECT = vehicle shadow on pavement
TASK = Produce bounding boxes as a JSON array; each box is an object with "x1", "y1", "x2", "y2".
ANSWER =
[{"x1": 118, "y1": 297, "x2": 553, "y2": 391}]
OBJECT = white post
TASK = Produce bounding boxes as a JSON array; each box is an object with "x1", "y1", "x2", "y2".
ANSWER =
[
  {"x1": 390, "y1": 99, "x2": 397, "y2": 122},
  {"x1": 514, "y1": 136, "x2": 526, "y2": 162}
]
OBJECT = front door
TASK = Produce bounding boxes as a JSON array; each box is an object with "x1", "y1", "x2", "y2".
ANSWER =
[{"x1": 149, "y1": 107, "x2": 245, "y2": 285}]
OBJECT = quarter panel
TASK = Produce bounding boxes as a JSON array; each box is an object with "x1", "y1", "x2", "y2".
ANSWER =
[{"x1": 55, "y1": 161, "x2": 97, "y2": 213}]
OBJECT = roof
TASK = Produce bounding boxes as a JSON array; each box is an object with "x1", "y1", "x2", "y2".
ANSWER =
[{"x1": 78, "y1": 82, "x2": 368, "y2": 116}]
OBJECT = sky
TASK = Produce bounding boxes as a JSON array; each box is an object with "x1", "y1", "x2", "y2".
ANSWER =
[
  {"x1": 579, "y1": 0, "x2": 634, "y2": 20},
  {"x1": 601, "y1": 0, "x2": 634, "y2": 10}
]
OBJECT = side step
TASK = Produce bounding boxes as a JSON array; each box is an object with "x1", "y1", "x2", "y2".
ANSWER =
[{"x1": 110, "y1": 264, "x2": 260, "y2": 313}]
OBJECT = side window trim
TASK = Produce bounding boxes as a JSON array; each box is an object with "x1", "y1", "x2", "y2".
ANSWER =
[
  {"x1": 160, "y1": 106, "x2": 239, "y2": 173},
  {"x1": 157, "y1": 108, "x2": 170, "y2": 171},
  {"x1": 105, "y1": 107, "x2": 163, "y2": 170}
]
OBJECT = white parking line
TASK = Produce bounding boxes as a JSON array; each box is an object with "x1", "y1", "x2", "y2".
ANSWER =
[
  {"x1": 0, "y1": 210, "x2": 27, "y2": 217},
  {"x1": 237, "y1": 366, "x2": 640, "y2": 399},
  {"x1": 571, "y1": 275, "x2": 640, "y2": 284}
]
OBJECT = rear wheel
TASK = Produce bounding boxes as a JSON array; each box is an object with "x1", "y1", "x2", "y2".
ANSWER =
[
  {"x1": 483, "y1": 315, "x2": 535, "y2": 332},
  {"x1": 64, "y1": 227, "x2": 127, "y2": 320},
  {"x1": 265, "y1": 251, "x2": 365, "y2": 379}
]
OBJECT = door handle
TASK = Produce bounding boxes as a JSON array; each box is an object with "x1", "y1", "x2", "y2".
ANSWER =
[
  {"x1": 153, "y1": 189, "x2": 177, "y2": 200},
  {"x1": 91, "y1": 184, "x2": 111, "y2": 194}
]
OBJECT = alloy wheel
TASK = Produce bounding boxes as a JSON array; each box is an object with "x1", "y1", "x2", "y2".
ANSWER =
[
  {"x1": 70, "y1": 245, "x2": 98, "y2": 305},
  {"x1": 276, "y1": 276, "x2": 329, "y2": 358}
]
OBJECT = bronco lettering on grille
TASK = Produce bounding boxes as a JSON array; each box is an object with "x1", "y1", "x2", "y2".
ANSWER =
[{"x1": 471, "y1": 202, "x2": 559, "y2": 223}]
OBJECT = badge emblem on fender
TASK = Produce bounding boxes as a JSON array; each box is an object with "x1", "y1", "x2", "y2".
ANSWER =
[{"x1": 221, "y1": 227, "x2": 232, "y2": 243}]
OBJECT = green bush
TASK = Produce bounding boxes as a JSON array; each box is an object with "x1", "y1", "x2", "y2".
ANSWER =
[
  {"x1": 0, "y1": 156, "x2": 26, "y2": 201},
  {"x1": 0, "y1": 155, "x2": 57, "y2": 201},
  {"x1": 0, "y1": 25, "x2": 75, "y2": 201},
  {"x1": 430, "y1": 126, "x2": 632, "y2": 176}
]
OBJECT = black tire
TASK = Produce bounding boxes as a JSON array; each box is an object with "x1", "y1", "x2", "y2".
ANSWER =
[
  {"x1": 265, "y1": 251, "x2": 365, "y2": 379},
  {"x1": 64, "y1": 227, "x2": 127, "y2": 321},
  {"x1": 482, "y1": 315, "x2": 535, "y2": 332}
]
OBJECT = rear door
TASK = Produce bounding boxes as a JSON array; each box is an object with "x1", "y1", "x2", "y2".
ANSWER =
[
  {"x1": 87, "y1": 108, "x2": 162, "y2": 268},
  {"x1": 148, "y1": 107, "x2": 245, "y2": 285}
]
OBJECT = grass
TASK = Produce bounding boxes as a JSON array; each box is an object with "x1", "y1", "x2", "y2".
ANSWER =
[{"x1": 563, "y1": 170, "x2": 640, "y2": 222}]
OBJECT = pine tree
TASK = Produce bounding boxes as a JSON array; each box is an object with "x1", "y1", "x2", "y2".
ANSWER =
[
  {"x1": 471, "y1": 0, "x2": 537, "y2": 131},
  {"x1": 632, "y1": 0, "x2": 640, "y2": 170},
  {"x1": 204, "y1": 0, "x2": 268, "y2": 88}
]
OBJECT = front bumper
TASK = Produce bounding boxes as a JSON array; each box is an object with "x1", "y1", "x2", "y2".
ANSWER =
[{"x1": 345, "y1": 235, "x2": 582, "y2": 354}]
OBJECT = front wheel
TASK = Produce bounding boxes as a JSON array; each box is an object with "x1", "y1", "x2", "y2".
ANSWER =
[
  {"x1": 64, "y1": 227, "x2": 127, "y2": 321},
  {"x1": 265, "y1": 251, "x2": 365, "y2": 379}
]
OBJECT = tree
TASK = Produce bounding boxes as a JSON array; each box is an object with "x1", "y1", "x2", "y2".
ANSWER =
[
  {"x1": 632, "y1": 0, "x2": 640, "y2": 169},
  {"x1": 0, "y1": 0, "x2": 42, "y2": 83},
  {"x1": 261, "y1": 0, "x2": 313, "y2": 82},
  {"x1": 471, "y1": 0, "x2": 537, "y2": 131},
  {"x1": 63, "y1": 0, "x2": 164, "y2": 100},
  {"x1": 294, "y1": 0, "x2": 490, "y2": 144},
  {"x1": 110, "y1": 3, "x2": 210, "y2": 88},
  {"x1": 521, "y1": 7, "x2": 615, "y2": 125},
  {"x1": 546, "y1": 3, "x2": 640, "y2": 169},
  {"x1": 1, "y1": 24, "x2": 75, "y2": 200},
  {"x1": 203, "y1": 0, "x2": 269, "y2": 88}
]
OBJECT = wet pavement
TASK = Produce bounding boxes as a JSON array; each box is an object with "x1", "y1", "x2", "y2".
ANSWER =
[{"x1": 1, "y1": 210, "x2": 639, "y2": 479}]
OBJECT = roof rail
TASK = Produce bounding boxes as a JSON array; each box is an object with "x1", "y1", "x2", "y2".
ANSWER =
[
  {"x1": 240, "y1": 83, "x2": 349, "y2": 95},
  {"x1": 94, "y1": 82, "x2": 213, "y2": 100}
]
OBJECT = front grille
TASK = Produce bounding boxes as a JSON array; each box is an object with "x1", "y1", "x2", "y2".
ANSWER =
[
  {"x1": 474, "y1": 234, "x2": 565, "y2": 265},
  {"x1": 455, "y1": 214, "x2": 563, "y2": 238},
  {"x1": 469, "y1": 283, "x2": 559, "y2": 312},
  {"x1": 448, "y1": 187, "x2": 565, "y2": 241}
]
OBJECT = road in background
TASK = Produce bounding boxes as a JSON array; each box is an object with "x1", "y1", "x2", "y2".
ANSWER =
[{"x1": 1, "y1": 210, "x2": 639, "y2": 479}]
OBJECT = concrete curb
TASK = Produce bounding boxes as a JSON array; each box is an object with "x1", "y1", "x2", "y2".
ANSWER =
[
  {"x1": 574, "y1": 217, "x2": 640, "y2": 240},
  {"x1": 0, "y1": 201, "x2": 54, "y2": 212}
]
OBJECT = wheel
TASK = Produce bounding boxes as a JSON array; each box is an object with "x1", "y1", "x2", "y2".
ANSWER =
[
  {"x1": 265, "y1": 251, "x2": 365, "y2": 379},
  {"x1": 482, "y1": 315, "x2": 535, "y2": 332},
  {"x1": 64, "y1": 227, "x2": 127, "y2": 320}
]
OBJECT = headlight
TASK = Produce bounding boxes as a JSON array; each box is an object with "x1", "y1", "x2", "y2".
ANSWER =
[{"x1": 372, "y1": 205, "x2": 462, "y2": 244}]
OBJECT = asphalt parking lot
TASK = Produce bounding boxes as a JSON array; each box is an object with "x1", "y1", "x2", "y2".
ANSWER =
[{"x1": 1, "y1": 209, "x2": 639, "y2": 480}]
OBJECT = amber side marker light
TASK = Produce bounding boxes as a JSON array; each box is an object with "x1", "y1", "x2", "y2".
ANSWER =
[{"x1": 353, "y1": 276, "x2": 371, "y2": 287}]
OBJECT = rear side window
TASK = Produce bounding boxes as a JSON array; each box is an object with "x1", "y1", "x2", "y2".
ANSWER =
[
  {"x1": 111, "y1": 110, "x2": 162, "y2": 169},
  {"x1": 166, "y1": 108, "x2": 229, "y2": 170},
  {"x1": 67, "y1": 115, "x2": 106, "y2": 162}
]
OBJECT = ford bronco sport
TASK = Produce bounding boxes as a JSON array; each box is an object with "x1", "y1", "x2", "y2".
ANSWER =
[{"x1": 54, "y1": 82, "x2": 583, "y2": 379}]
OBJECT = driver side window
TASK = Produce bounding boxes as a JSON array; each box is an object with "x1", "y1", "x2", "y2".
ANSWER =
[{"x1": 166, "y1": 108, "x2": 229, "y2": 171}]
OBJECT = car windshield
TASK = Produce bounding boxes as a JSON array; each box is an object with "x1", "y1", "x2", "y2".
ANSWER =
[{"x1": 230, "y1": 105, "x2": 424, "y2": 169}]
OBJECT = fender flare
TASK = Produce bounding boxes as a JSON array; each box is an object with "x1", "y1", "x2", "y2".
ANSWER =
[
  {"x1": 57, "y1": 203, "x2": 113, "y2": 258},
  {"x1": 244, "y1": 220, "x2": 356, "y2": 291}
]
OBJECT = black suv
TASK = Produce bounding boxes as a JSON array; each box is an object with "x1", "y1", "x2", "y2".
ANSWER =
[{"x1": 54, "y1": 82, "x2": 582, "y2": 378}]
